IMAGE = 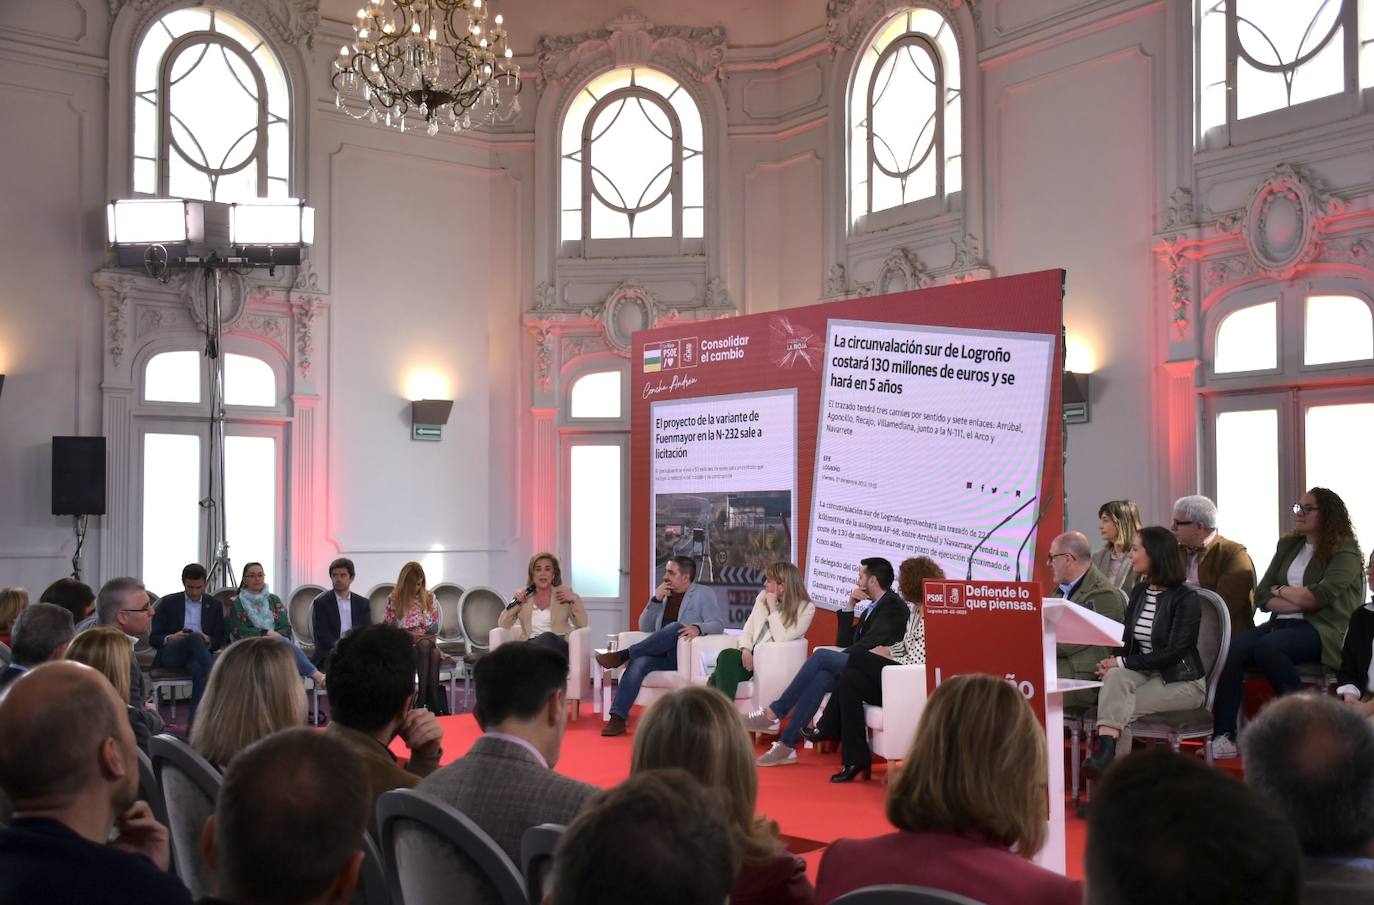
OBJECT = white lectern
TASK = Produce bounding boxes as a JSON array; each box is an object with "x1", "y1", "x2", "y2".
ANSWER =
[{"x1": 1037, "y1": 598, "x2": 1125, "y2": 873}]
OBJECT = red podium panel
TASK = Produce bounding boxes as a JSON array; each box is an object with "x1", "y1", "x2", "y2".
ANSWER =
[{"x1": 923, "y1": 579, "x2": 1046, "y2": 727}]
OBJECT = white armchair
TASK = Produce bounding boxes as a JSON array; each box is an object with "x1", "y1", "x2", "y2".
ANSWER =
[
  {"x1": 488, "y1": 626, "x2": 590, "y2": 719},
  {"x1": 609, "y1": 630, "x2": 693, "y2": 716},
  {"x1": 863, "y1": 662, "x2": 927, "y2": 761},
  {"x1": 689, "y1": 635, "x2": 809, "y2": 714}
]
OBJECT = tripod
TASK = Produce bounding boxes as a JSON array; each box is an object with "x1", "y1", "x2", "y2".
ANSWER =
[{"x1": 199, "y1": 263, "x2": 236, "y2": 592}]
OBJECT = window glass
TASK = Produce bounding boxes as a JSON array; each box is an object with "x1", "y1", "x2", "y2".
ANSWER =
[
  {"x1": 1304, "y1": 295, "x2": 1374, "y2": 365},
  {"x1": 569, "y1": 444, "x2": 622, "y2": 597},
  {"x1": 1214, "y1": 408, "x2": 1279, "y2": 619},
  {"x1": 1214, "y1": 301, "x2": 1278, "y2": 373},
  {"x1": 224, "y1": 435, "x2": 276, "y2": 588},
  {"x1": 142, "y1": 433, "x2": 202, "y2": 586},
  {"x1": 1305, "y1": 403, "x2": 1374, "y2": 551},
  {"x1": 1234, "y1": 1, "x2": 1344, "y2": 119},
  {"x1": 145, "y1": 351, "x2": 201, "y2": 403},
  {"x1": 570, "y1": 371, "x2": 622, "y2": 419},
  {"x1": 224, "y1": 354, "x2": 276, "y2": 406}
]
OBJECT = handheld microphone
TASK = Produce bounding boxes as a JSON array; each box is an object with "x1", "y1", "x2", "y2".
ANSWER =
[
  {"x1": 506, "y1": 584, "x2": 535, "y2": 610},
  {"x1": 1014, "y1": 499, "x2": 1050, "y2": 582},
  {"x1": 965, "y1": 495, "x2": 1038, "y2": 580}
]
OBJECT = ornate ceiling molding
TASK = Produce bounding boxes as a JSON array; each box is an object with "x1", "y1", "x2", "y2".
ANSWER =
[
  {"x1": 534, "y1": 7, "x2": 727, "y2": 91},
  {"x1": 109, "y1": 0, "x2": 320, "y2": 49}
]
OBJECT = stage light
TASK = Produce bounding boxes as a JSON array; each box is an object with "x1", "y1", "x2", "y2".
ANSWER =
[{"x1": 230, "y1": 199, "x2": 315, "y2": 265}]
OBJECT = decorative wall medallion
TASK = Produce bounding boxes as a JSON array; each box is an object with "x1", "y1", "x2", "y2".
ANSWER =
[
  {"x1": 704, "y1": 276, "x2": 730, "y2": 309},
  {"x1": 138, "y1": 306, "x2": 164, "y2": 337},
  {"x1": 876, "y1": 247, "x2": 933, "y2": 295},
  {"x1": 1243, "y1": 164, "x2": 1328, "y2": 280},
  {"x1": 582, "y1": 280, "x2": 669, "y2": 354},
  {"x1": 291, "y1": 255, "x2": 322, "y2": 295},
  {"x1": 1164, "y1": 187, "x2": 1196, "y2": 230},
  {"x1": 532, "y1": 281, "x2": 558, "y2": 311},
  {"x1": 825, "y1": 263, "x2": 850, "y2": 298},
  {"x1": 183, "y1": 268, "x2": 250, "y2": 328},
  {"x1": 535, "y1": 7, "x2": 727, "y2": 90}
]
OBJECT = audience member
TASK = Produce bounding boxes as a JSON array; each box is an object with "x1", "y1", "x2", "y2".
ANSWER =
[
  {"x1": 632, "y1": 686, "x2": 814, "y2": 905},
  {"x1": 201, "y1": 728, "x2": 370, "y2": 905},
  {"x1": 0, "y1": 602, "x2": 75, "y2": 690},
  {"x1": 1048, "y1": 531, "x2": 1125, "y2": 708},
  {"x1": 810, "y1": 556, "x2": 943, "y2": 782},
  {"x1": 1093, "y1": 499, "x2": 1143, "y2": 594},
  {"x1": 94, "y1": 576, "x2": 163, "y2": 735},
  {"x1": 191, "y1": 636, "x2": 306, "y2": 768},
  {"x1": 550, "y1": 768, "x2": 737, "y2": 905},
  {"x1": 41, "y1": 576, "x2": 96, "y2": 630},
  {"x1": 1212, "y1": 487, "x2": 1364, "y2": 758},
  {"x1": 1336, "y1": 550, "x2": 1374, "y2": 716},
  {"x1": 384, "y1": 560, "x2": 447, "y2": 716},
  {"x1": 1083, "y1": 526, "x2": 1204, "y2": 776},
  {"x1": 150, "y1": 562, "x2": 227, "y2": 725},
  {"x1": 310, "y1": 557, "x2": 372, "y2": 668},
  {"x1": 1085, "y1": 748, "x2": 1301, "y2": 905},
  {"x1": 227, "y1": 562, "x2": 327, "y2": 689},
  {"x1": 0, "y1": 661, "x2": 190, "y2": 904},
  {"x1": 745, "y1": 556, "x2": 907, "y2": 766},
  {"x1": 595, "y1": 555, "x2": 724, "y2": 736},
  {"x1": 708, "y1": 560, "x2": 815, "y2": 702},
  {"x1": 815, "y1": 673, "x2": 1080, "y2": 905},
  {"x1": 498, "y1": 551, "x2": 589, "y2": 656},
  {"x1": 417, "y1": 641, "x2": 596, "y2": 894},
  {"x1": 1243, "y1": 694, "x2": 1374, "y2": 904},
  {"x1": 0, "y1": 586, "x2": 29, "y2": 646},
  {"x1": 66, "y1": 626, "x2": 160, "y2": 753},
  {"x1": 1172, "y1": 494, "x2": 1256, "y2": 628},
  {"x1": 325, "y1": 623, "x2": 444, "y2": 835}
]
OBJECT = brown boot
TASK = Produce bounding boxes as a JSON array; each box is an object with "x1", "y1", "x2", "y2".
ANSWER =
[
  {"x1": 601, "y1": 715, "x2": 627, "y2": 737},
  {"x1": 595, "y1": 649, "x2": 628, "y2": 669}
]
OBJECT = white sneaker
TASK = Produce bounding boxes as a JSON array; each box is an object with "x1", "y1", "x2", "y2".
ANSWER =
[
  {"x1": 743, "y1": 708, "x2": 779, "y2": 732},
  {"x1": 756, "y1": 742, "x2": 797, "y2": 767},
  {"x1": 1210, "y1": 735, "x2": 1239, "y2": 759}
]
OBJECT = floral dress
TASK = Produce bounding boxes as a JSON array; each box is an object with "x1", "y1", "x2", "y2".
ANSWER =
[{"x1": 384, "y1": 594, "x2": 439, "y2": 639}]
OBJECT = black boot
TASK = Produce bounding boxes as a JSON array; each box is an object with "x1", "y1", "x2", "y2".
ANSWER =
[{"x1": 1082, "y1": 734, "x2": 1117, "y2": 779}]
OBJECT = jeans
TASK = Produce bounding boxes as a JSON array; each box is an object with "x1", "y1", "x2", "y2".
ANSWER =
[
  {"x1": 275, "y1": 636, "x2": 318, "y2": 678},
  {"x1": 152, "y1": 633, "x2": 214, "y2": 720},
  {"x1": 1213, "y1": 619, "x2": 1322, "y2": 738},
  {"x1": 770, "y1": 647, "x2": 849, "y2": 748},
  {"x1": 609, "y1": 623, "x2": 682, "y2": 719}
]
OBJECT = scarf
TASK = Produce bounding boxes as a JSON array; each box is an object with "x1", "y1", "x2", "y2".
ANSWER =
[{"x1": 238, "y1": 587, "x2": 275, "y2": 631}]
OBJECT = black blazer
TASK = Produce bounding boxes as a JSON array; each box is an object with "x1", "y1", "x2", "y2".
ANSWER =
[
  {"x1": 149, "y1": 591, "x2": 227, "y2": 652},
  {"x1": 1116, "y1": 583, "x2": 1204, "y2": 683},
  {"x1": 310, "y1": 590, "x2": 373, "y2": 667},
  {"x1": 837, "y1": 589, "x2": 909, "y2": 655},
  {"x1": 1337, "y1": 604, "x2": 1374, "y2": 697}
]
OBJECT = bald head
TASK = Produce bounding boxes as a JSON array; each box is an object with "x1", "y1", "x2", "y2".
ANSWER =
[
  {"x1": 1049, "y1": 531, "x2": 1092, "y2": 585},
  {"x1": 0, "y1": 661, "x2": 131, "y2": 809}
]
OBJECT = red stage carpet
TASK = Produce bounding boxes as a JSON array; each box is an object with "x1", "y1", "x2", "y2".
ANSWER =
[{"x1": 395, "y1": 711, "x2": 1088, "y2": 882}]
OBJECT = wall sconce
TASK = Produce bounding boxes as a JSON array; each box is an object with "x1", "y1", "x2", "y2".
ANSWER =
[
  {"x1": 411, "y1": 399, "x2": 453, "y2": 441},
  {"x1": 1062, "y1": 371, "x2": 1090, "y2": 424},
  {"x1": 0, "y1": 374, "x2": 5, "y2": 400}
]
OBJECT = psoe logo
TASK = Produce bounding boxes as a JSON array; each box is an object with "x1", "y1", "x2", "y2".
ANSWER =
[{"x1": 948, "y1": 585, "x2": 965, "y2": 610}]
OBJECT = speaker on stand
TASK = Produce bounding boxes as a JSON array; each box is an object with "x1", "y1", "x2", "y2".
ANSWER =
[{"x1": 52, "y1": 436, "x2": 106, "y2": 581}]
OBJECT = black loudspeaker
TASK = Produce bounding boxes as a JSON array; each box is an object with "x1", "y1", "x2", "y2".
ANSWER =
[{"x1": 52, "y1": 436, "x2": 106, "y2": 516}]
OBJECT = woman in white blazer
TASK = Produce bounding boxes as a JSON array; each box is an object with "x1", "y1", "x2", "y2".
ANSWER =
[{"x1": 708, "y1": 561, "x2": 816, "y2": 700}]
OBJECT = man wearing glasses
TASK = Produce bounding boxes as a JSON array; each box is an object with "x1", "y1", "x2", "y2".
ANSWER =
[
  {"x1": 95, "y1": 577, "x2": 164, "y2": 734},
  {"x1": 1171, "y1": 495, "x2": 1256, "y2": 629},
  {"x1": 1047, "y1": 531, "x2": 1125, "y2": 706}
]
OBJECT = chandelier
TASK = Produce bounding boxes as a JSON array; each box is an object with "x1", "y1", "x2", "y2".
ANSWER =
[{"x1": 332, "y1": 0, "x2": 520, "y2": 136}]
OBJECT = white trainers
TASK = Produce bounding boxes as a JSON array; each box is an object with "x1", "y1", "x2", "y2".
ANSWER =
[
  {"x1": 743, "y1": 708, "x2": 779, "y2": 733},
  {"x1": 756, "y1": 742, "x2": 797, "y2": 767},
  {"x1": 1210, "y1": 735, "x2": 1239, "y2": 759}
]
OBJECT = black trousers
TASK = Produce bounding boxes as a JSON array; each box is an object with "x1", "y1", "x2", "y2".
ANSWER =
[{"x1": 816, "y1": 649, "x2": 891, "y2": 766}]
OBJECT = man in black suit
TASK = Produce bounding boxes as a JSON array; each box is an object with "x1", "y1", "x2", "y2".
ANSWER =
[
  {"x1": 148, "y1": 563, "x2": 225, "y2": 723},
  {"x1": 310, "y1": 557, "x2": 372, "y2": 669},
  {"x1": 0, "y1": 661, "x2": 190, "y2": 904},
  {"x1": 0, "y1": 604, "x2": 75, "y2": 691}
]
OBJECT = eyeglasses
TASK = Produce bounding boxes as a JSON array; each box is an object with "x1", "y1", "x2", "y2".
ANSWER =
[
  {"x1": 121, "y1": 603, "x2": 153, "y2": 613},
  {"x1": 1292, "y1": 503, "x2": 1320, "y2": 515},
  {"x1": 1171, "y1": 519, "x2": 1196, "y2": 528},
  {"x1": 1045, "y1": 552, "x2": 1074, "y2": 565}
]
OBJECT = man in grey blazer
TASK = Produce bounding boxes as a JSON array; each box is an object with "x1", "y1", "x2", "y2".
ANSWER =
[
  {"x1": 417, "y1": 642, "x2": 596, "y2": 900},
  {"x1": 595, "y1": 555, "x2": 725, "y2": 736}
]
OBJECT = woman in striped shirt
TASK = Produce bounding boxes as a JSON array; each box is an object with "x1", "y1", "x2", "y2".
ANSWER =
[{"x1": 1083, "y1": 526, "x2": 1204, "y2": 777}]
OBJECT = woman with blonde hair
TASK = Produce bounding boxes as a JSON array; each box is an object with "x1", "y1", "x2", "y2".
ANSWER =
[
  {"x1": 709, "y1": 561, "x2": 816, "y2": 701},
  {"x1": 65, "y1": 625, "x2": 159, "y2": 753},
  {"x1": 815, "y1": 674, "x2": 1081, "y2": 905},
  {"x1": 384, "y1": 561, "x2": 446, "y2": 715},
  {"x1": 1093, "y1": 499, "x2": 1143, "y2": 593},
  {"x1": 632, "y1": 686, "x2": 814, "y2": 905},
  {"x1": 498, "y1": 552, "x2": 588, "y2": 656},
  {"x1": 0, "y1": 586, "x2": 29, "y2": 646},
  {"x1": 190, "y1": 636, "x2": 306, "y2": 768}
]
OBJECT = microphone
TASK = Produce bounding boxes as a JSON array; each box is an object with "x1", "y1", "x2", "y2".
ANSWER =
[
  {"x1": 1014, "y1": 499, "x2": 1051, "y2": 582},
  {"x1": 965, "y1": 495, "x2": 1038, "y2": 580},
  {"x1": 506, "y1": 584, "x2": 535, "y2": 610}
]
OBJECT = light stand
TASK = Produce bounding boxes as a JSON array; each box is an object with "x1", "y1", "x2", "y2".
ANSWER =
[{"x1": 107, "y1": 198, "x2": 313, "y2": 590}]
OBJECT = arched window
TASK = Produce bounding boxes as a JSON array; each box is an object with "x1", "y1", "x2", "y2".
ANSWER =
[
  {"x1": 569, "y1": 370, "x2": 623, "y2": 419},
  {"x1": 559, "y1": 67, "x2": 704, "y2": 249},
  {"x1": 849, "y1": 7, "x2": 962, "y2": 229},
  {"x1": 1196, "y1": 1, "x2": 1374, "y2": 146},
  {"x1": 1201, "y1": 284, "x2": 1374, "y2": 616},
  {"x1": 133, "y1": 6, "x2": 291, "y2": 201}
]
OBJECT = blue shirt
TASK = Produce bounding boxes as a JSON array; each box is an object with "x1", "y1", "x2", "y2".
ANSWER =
[{"x1": 184, "y1": 597, "x2": 203, "y2": 635}]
